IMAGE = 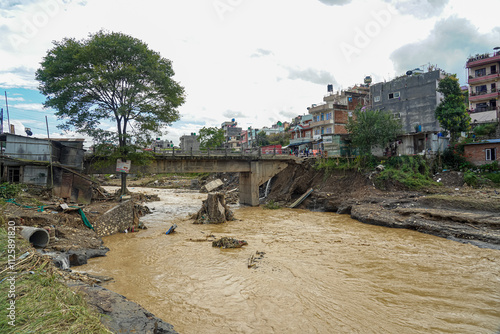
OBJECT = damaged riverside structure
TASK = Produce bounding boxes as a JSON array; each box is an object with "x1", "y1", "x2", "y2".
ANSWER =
[{"x1": 0, "y1": 133, "x2": 94, "y2": 204}]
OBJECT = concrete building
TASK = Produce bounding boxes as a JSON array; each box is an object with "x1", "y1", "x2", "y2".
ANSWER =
[
  {"x1": 289, "y1": 114, "x2": 313, "y2": 150},
  {"x1": 466, "y1": 51, "x2": 500, "y2": 125},
  {"x1": 0, "y1": 133, "x2": 93, "y2": 203},
  {"x1": 370, "y1": 69, "x2": 449, "y2": 155},
  {"x1": 179, "y1": 133, "x2": 200, "y2": 152},
  {"x1": 307, "y1": 86, "x2": 369, "y2": 156},
  {"x1": 221, "y1": 119, "x2": 242, "y2": 151},
  {"x1": 240, "y1": 127, "x2": 258, "y2": 150},
  {"x1": 463, "y1": 139, "x2": 500, "y2": 166}
]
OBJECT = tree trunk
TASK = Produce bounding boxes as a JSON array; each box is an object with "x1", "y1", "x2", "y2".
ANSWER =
[
  {"x1": 193, "y1": 193, "x2": 234, "y2": 224},
  {"x1": 120, "y1": 172, "x2": 128, "y2": 195}
]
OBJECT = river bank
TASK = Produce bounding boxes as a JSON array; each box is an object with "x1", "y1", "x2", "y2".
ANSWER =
[
  {"x1": 3, "y1": 160, "x2": 500, "y2": 332},
  {"x1": 266, "y1": 159, "x2": 500, "y2": 250}
]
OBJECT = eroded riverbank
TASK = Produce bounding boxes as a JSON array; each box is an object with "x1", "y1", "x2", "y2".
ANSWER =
[{"x1": 79, "y1": 187, "x2": 500, "y2": 334}]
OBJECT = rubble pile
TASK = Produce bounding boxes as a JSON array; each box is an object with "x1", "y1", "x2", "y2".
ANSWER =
[{"x1": 212, "y1": 237, "x2": 248, "y2": 249}]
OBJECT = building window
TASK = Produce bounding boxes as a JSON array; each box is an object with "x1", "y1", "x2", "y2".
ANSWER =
[
  {"x1": 393, "y1": 113, "x2": 401, "y2": 119},
  {"x1": 326, "y1": 127, "x2": 332, "y2": 134},
  {"x1": 374, "y1": 96, "x2": 380, "y2": 102},
  {"x1": 491, "y1": 65, "x2": 497, "y2": 74},
  {"x1": 486, "y1": 148, "x2": 496, "y2": 161},
  {"x1": 476, "y1": 85, "x2": 487, "y2": 94},
  {"x1": 475, "y1": 68, "x2": 486, "y2": 77},
  {"x1": 492, "y1": 83, "x2": 496, "y2": 92},
  {"x1": 8, "y1": 167, "x2": 20, "y2": 183},
  {"x1": 321, "y1": 127, "x2": 324, "y2": 134},
  {"x1": 388, "y1": 92, "x2": 400, "y2": 99}
]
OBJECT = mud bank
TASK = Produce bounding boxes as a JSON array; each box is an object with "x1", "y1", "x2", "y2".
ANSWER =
[{"x1": 266, "y1": 160, "x2": 500, "y2": 250}]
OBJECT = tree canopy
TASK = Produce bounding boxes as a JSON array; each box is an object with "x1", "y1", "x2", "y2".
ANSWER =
[
  {"x1": 197, "y1": 127, "x2": 225, "y2": 149},
  {"x1": 346, "y1": 108, "x2": 402, "y2": 155},
  {"x1": 36, "y1": 30, "x2": 185, "y2": 193},
  {"x1": 435, "y1": 75, "x2": 470, "y2": 143}
]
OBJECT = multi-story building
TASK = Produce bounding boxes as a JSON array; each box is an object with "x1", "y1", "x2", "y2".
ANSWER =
[
  {"x1": 307, "y1": 85, "x2": 368, "y2": 156},
  {"x1": 289, "y1": 114, "x2": 313, "y2": 151},
  {"x1": 466, "y1": 51, "x2": 500, "y2": 125},
  {"x1": 240, "y1": 127, "x2": 260, "y2": 149},
  {"x1": 179, "y1": 133, "x2": 200, "y2": 152},
  {"x1": 221, "y1": 119, "x2": 242, "y2": 150},
  {"x1": 370, "y1": 69, "x2": 449, "y2": 155}
]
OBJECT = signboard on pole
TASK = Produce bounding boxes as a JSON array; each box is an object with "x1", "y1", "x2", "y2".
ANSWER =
[{"x1": 116, "y1": 159, "x2": 131, "y2": 173}]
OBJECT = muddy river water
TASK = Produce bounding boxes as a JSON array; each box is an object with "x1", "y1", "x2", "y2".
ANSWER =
[{"x1": 79, "y1": 187, "x2": 500, "y2": 334}]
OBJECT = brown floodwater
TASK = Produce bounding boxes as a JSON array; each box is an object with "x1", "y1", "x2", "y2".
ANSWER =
[{"x1": 79, "y1": 187, "x2": 500, "y2": 334}]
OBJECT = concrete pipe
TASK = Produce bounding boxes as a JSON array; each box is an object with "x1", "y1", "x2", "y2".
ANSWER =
[{"x1": 19, "y1": 226, "x2": 50, "y2": 248}]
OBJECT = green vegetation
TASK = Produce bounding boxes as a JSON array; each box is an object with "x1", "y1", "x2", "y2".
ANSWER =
[
  {"x1": 0, "y1": 226, "x2": 110, "y2": 333},
  {"x1": 435, "y1": 75, "x2": 470, "y2": 143},
  {"x1": 463, "y1": 161, "x2": 500, "y2": 187},
  {"x1": 376, "y1": 155, "x2": 438, "y2": 190},
  {"x1": 346, "y1": 108, "x2": 402, "y2": 156},
  {"x1": 473, "y1": 123, "x2": 497, "y2": 136},
  {"x1": 263, "y1": 200, "x2": 281, "y2": 210},
  {"x1": 198, "y1": 127, "x2": 225, "y2": 149},
  {"x1": 315, "y1": 156, "x2": 378, "y2": 173},
  {"x1": 36, "y1": 30, "x2": 185, "y2": 195},
  {"x1": 0, "y1": 183, "x2": 22, "y2": 200},
  {"x1": 268, "y1": 132, "x2": 290, "y2": 146}
]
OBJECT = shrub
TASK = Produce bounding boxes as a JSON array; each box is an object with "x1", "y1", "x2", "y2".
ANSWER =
[{"x1": 0, "y1": 182, "x2": 22, "y2": 199}]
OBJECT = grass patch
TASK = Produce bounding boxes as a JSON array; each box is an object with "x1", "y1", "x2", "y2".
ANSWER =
[
  {"x1": 0, "y1": 225, "x2": 111, "y2": 333},
  {"x1": 376, "y1": 155, "x2": 438, "y2": 190},
  {"x1": 484, "y1": 172, "x2": 500, "y2": 184},
  {"x1": 263, "y1": 200, "x2": 281, "y2": 210}
]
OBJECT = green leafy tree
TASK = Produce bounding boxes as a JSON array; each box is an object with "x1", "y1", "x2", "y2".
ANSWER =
[
  {"x1": 435, "y1": 75, "x2": 470, "y2": 143},
  {"x1": 36, "y1": 31, "x2": 185, "y2": 194},
  {"x1": 268, "y1": 132, "x2": 290, "y2": 146},
  {"x1": 346, "y1": 108, "x2": 402, "y2": 155},
  {"x1": 197, "y1": 127, "x2": 225, "y2": 149},
  {"x1": 254, "y1": 131, "x2": 270, "y2": 147}
]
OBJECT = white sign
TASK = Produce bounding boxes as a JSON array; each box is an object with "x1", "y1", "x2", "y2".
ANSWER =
[{"x1": 116, "y1": 159, "x2": 131, "y2": 173}]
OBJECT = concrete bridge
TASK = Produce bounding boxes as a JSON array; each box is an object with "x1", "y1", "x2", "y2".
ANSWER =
[{"x1": 84, "y1": 150, "x2": 299, "y2": 206}]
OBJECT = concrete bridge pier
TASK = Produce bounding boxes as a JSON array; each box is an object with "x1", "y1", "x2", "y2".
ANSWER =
[{"x1": 239, "y1": 161, "x2": 288, "y2": 206}]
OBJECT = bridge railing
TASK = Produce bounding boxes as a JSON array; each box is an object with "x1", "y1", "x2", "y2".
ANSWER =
[{"x1": 152, "y1": 147, "x2": 295, "y2": 158}]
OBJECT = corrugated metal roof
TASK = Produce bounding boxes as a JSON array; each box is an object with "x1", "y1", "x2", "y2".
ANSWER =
[{"x1": 464, "y1": 138, "x2": 500, "y2": 145}]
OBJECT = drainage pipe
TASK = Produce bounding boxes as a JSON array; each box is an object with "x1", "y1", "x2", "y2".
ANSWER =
[{"x1": 19, "y1": 226, "x2": 50, "y2": 248}]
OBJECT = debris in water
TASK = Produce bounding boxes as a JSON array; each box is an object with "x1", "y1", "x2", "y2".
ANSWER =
[
  {"x1": 248, "y1": 251, "x2": 266, "y2": 268},
  {"x1": 166, "y1": 224, "x2": 177, "y2": 235},
  {"x1": 212, "y1": 237, "x2": 247, "y2": 249}
]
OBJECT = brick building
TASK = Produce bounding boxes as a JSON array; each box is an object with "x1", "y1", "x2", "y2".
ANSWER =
[{"x1": 463, "y1": 139, "x2": 500, "y2": 166}]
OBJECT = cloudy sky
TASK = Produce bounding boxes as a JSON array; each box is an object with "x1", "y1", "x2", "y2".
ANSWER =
[{"x1": 1, "y1": 0, "x2": 499, "y2": 145}]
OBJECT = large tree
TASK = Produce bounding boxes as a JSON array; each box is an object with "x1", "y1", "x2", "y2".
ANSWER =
[
  {"x1": 346, "y1": 108, "x2": 402, "y2": 155},
  {"x1": 36, "y1": 31, "x2": 185, "y2": 194},
  {"x1": 435, "y1": 75, "x2": 470, "y2": 143},
  {"x1": 197, "y1": 126, "x2": 225, "y2": 149}
]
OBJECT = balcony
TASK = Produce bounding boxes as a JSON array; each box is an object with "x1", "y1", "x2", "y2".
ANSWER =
[
  {"x1": 311, "y1": 119, "x2": 334, "y2": 126},
  {"x1": 469, "y1": 109, "x2": 499, "y2": 124},
  {"x1": 466, "y1": 52, "x2": 500, "y2": 68},
  {"x1": 290, "y1": 136, "x2": 313, "y2": 145},
  {"x1": 468, "y1": 72, "x2": 499, "y2": 84},
  {"x1": 469, "y1": 89, "x2": 500, "y2": 102}
]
